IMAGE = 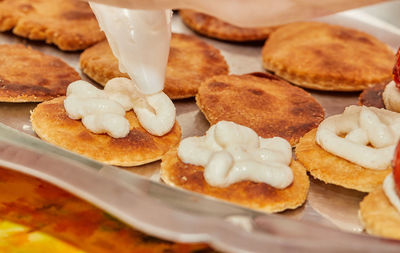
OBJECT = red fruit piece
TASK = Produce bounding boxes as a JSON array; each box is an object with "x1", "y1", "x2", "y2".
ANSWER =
[
  {"x1": 393, "y1": 139, "x2": 400, "y2": 197},
  {"x1": 394, "y1": 48, "x2": 400, "y2": 88}
]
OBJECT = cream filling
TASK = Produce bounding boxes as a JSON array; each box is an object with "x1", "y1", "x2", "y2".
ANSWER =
[
  {"x1": 64, "y1": 78, "x2": 175, "y2": 138},
  {"x1": 178, "y1": 121, "x2": 293, "y2": 188},
  {"x1": 383, "y1": 174, "x2": 400, "y2": 213},
  {"x1": 89, "y1": 2, "x2": 172, "y2": 95},
  {"x1": 316, "y1": 106, "x2": 400, "y2": 170},
  {"x1": 383, "y1": 81, "x2": 400, "y2": 113}
]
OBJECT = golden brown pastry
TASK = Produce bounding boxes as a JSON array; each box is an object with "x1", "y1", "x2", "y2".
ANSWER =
[
  {"x1": 80, "y1": 33, "x2": 229, "y2": 99},
  {"x1": 262, "y1": 22, "x2": 394, "y2": 91},
  {"x1": 0, "y1": 0, "x2": 105, "y2": 51},
  {"x1": 30, "y1": 97, "x2": 181, "y2": 166},
  {"x1": 161, "y1": 148, "x2": 309, "y2": 213},
  {"x1": 295, "y1": 129, "x2": 391, "y2": 192},
  {"x1": 0, "y1": 44, "x2": 80, "y2": 102},
  {"x1": 359, "y1": 187, "x2": 400, "y2": 240},
  {"x1": 196, "y1": 73, "x2": 325, "y2": 145},
  {"x1": 179, "y1": 9, "x2": 276, "y2": 42}
]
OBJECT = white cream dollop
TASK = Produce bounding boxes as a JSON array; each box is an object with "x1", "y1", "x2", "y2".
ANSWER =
[
  {"x1": 64, "y1": 78, "x2": 175, "y2": 138},
  {"x1": 178, "y1": 121, "x2": 294, "y2": 188},
  {"x1": 89, "y1": 2, "x2": 172, "y2": 95},
  {"x1": 383, "y1": 81, "x2": 400, "y2": 112},
  {"x1": 383, "y1": 174, "x2": 400, "y2": 213},
  {"x1": 316, "y1": 105, "x2": 400, "y2": 170}
]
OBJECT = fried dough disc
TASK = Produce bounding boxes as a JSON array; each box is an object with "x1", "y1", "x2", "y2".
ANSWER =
[
  {"x1": 80, "y1": 33, "x2": 229, "y2": 99},
  {"x1": 30, "y1": 97, "x2": 181, "y2": 166},
  {"x1": 80, "y1": 40, "x2": 124, "y2": 86},
  {"x1": 0, "y1": 0, "x2": 105, "y2": 51},
  {"x1": 0, "y1": 44, "x2": 80, "y2": 102},
  {"x1": 360, "y1": 187, "x2": 400, "y2": 240},
  {"x1": 262, "y1": 22, "x2": 394, "y2": 91},
  {"x1": 161, "y1": 148, "x2": 309, "y2": 213},
  {"x1": 358, "y1": 83, "x2": 386, "y2": 108},
  {"x1": 179, "y1": 10, "x2": 276, "y2": 42},
  {"x1": 295, "y1": 129, "x2": 391, "y2": 192},
  {"x1": 196, "y1": 73, "x2": 325, "y2": 145}
]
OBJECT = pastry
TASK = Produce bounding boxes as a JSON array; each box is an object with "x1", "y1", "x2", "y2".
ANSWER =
[
  {"x1": 179, "y1": 10, "x2": 276, "y2": 42},
  {"x1": 80, "y1": 33, "x2": 229, "y2": 99},
  {"x1": 30, "y1": 97, "x2": 181, "y2": 166},
  {"x1": 359, "y1": 187, "x2": 400, "y2": 240},
  {"x1": 196, "y1": 72, "x2": 325, "y2": 145},
  {"x1": 359, "y1": 48, "x2": 400, "y2": 109},
  {"x1": 161, "y1": 149, "x2": 309, "y2": 213},
  {"x1": 0, "y1": 44, "x2": 80, "y2": 102},
  {"x1": 296, "y1": 105, "x2": 398, "y2": 192},
  {"x1": 0, "y1": 0, "x2": 105, "y2": 51},
  {"x1": 359, "y1": 141, "x2": 400, "y2": 240},
  {"x1": 161, "y1": 121, "x2": 310, "y2": 213},
  {"x1": 358, "y1": 83, "x2": 386, "y2": 108},
  {"x1": 262, "y1": 22, "x2": 394, "y2": 91},
  {"x1": 296, "y1": 129, "x2": 391, "y2": 192}
]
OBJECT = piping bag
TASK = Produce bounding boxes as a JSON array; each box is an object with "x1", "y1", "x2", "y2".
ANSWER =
[
  {"x1": 87, "y1": 0, "x2": 387, "y2": 28},
  {"x1": 89, "y1": 2, "x2": 172, "y2": 95},
  {"x1": 88, "y1": 0, "x2": 387, "y2": 94}
]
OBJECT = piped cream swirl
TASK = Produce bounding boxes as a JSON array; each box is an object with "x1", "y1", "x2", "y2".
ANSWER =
[
  {"x1": 64, "y1": 78, "x2": 175, "y2": 138},
  {"x1": 178, "y1": 121, "x2": 293, "y2": 188},
  {"x1": 316, "y1": 106, "x2": 400, "y2": 170}
]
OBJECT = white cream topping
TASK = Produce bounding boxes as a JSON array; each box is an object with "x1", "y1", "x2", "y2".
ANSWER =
[
  {"x1": 383, "y1": 81, "x2": 400, "y2": 113},
  {"x1": 64, "y1": 78, "x2": 175, "y2": 138},
  {"x1": 316, "y1": 105, "x2": 400, "y2": 170},
  {"x1": 383, "y1": 174, "x2": 400, "y2": 213},
  {"x1": 89, "y1": 2, "x2": 172, "y2": 95},
  {"x1": 178, "y1": 121, "x2": 293, "y2": 188}
]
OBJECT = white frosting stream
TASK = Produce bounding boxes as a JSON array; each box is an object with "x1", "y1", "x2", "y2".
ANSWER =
[
  {"x1": 178, "y1": 121, "x2": 294, "y2": 188},
  {"x1": 89, "y1": 2, "x2": 172, "y2": 95}
]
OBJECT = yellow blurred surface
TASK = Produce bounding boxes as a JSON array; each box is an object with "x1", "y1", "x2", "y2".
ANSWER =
[
  {"x1": 0, "y1": 220, "x2": 84, "y2": 253},
  {"x1": 0, "y1": 167, "x2": 213, "y2": 253}
]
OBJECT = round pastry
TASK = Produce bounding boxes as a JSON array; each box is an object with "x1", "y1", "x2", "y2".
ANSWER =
[
  {"x1": 359, "y1": 187, "x2": 400, "y2": 240},
  {"x1": 0, "y1": 0, "x2": 105, "y2": 51},
  {"x1": 0, "y1": 44, "x2": 80, "y2": 102},
  {"x1": 359, "y1": 48, "x2": 400, "y2": 109},
  {"x1": 358, "y1": 83, "x2": 386, "y2": 108},
  {"x1": 179, "y1": 9, "x2": 276, "y2": 42},
  {"x1": 196, "y1": 72, "x2": 325, "y2": 145},
  {"x1": 30, "y1": 97, "x2": 181, "y2": 166},
  {"x1": 80, "y1": 33, "x2": 229, "y2": 99},
  {"x1": 296, "y1": 128, "x2": 391, "y2": 192},
  {"x1": 359, "y1": 137, "x2": 400, "y2": 240},
  {"x1": 262, "y1": 22, "x2": 394, "y2": 91},
  {"x1": 161, "y1": 147, "x2": 309, "y2": 213}
]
